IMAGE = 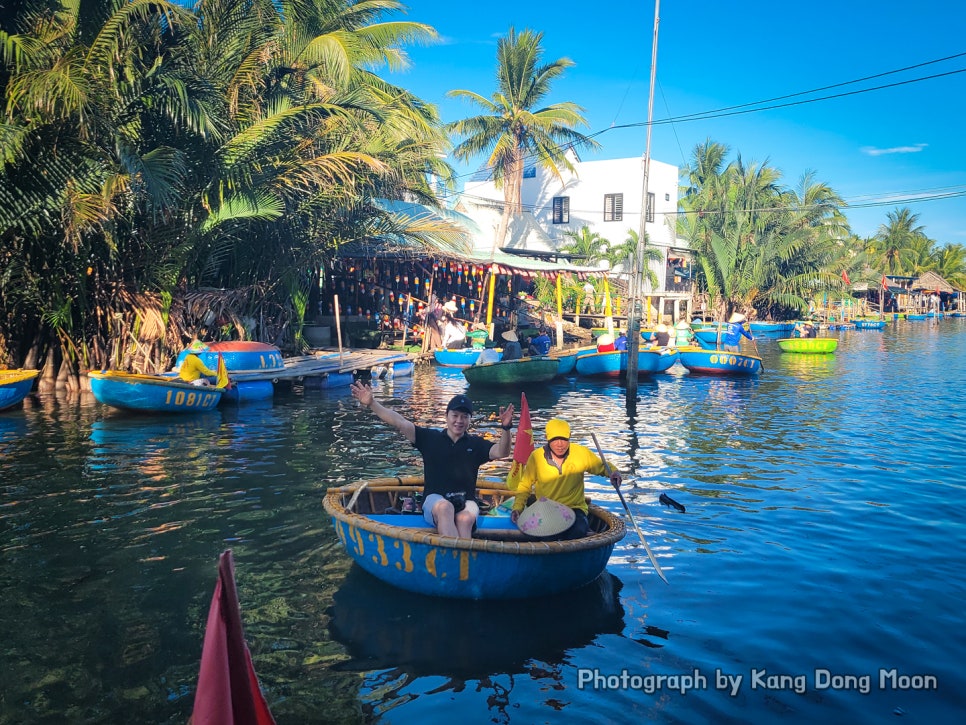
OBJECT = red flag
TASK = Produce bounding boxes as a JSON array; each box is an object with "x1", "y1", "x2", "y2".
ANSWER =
[
  {"x1": 881, "y1": 275, "x2": 889, "y2": 290},
  {"x1": 506, "y1": 392, "x2": 534, "y2": 490},
  {"x1": 191, "y1": 550, "x2": 275, "y2": 725},
  {"x1": 841, "y1": 270, "x2": 851, "y2": 285}
]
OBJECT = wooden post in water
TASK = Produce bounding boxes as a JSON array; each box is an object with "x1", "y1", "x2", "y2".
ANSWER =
[
  {"x1": 626, "y1": 0, "x2": 661, "y2": 401},
  {"x1": 334, "y1": 294, "x2": 344, "y2": 370}
]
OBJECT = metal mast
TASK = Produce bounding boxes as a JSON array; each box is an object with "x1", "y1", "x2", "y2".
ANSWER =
[{"x1": 625, "y1": 0, "x2": 662, "y2": 400}]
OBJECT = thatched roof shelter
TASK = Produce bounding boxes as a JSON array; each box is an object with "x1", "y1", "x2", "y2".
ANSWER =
[{"x1": 912, "y1": 271, "x2": 957, "y2": 294}]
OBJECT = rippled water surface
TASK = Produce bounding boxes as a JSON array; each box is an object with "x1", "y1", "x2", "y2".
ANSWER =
[{"x1": 2, "y1": 320, "x2": 965, "y2": 723}]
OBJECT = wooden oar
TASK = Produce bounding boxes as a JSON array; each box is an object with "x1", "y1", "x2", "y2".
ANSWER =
[{"x1": 590, "y1": 433, "x2": 668, "y2": 585}]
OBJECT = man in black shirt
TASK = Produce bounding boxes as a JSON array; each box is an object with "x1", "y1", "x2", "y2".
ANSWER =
[{"x1": 349, "y1": 382, "x2": 514, "y2": 538}]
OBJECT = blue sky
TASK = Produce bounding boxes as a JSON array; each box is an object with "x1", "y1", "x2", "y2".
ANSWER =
[{"x1": 384, "y1": 0, "x2": 966, "y2": 244}]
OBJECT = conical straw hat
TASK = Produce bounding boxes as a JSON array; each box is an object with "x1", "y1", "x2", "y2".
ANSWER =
[{"x1": 517, "y1": 497, "x2": 576, "y2": 537}]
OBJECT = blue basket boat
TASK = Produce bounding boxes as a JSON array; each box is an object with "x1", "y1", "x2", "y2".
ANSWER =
[
  {"x1": 0, "y1": 369, "x2": 39, "y2": 411},
  {"x1": 88, "y1": 371, "x2": 225, "y2": 413},
  {"x1": 677, "y1": 347, "x2": 762, "y2": 375},
  {"x1": 324, "y1": 478, "x2": 626, "y2": 600},
  {"x1": 433, "y1": 348, "x2": 484, "y2": 368}
]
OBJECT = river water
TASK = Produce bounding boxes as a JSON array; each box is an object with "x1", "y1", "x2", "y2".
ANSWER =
[{"x1": 1, "y1": 320, "x2": 964, "y2": 724}]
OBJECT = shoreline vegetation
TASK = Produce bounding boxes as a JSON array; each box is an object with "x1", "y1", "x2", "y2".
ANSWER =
[{"x1": 2, "y1": 2, "x2": 963, "y2": 391}]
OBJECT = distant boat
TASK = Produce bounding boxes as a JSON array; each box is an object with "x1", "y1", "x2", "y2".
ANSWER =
[
  {"x1": 175, "y1": 342, "x2": 283, "y2": 402},
  {"x1": 323, "y1": 477, "x2": 626, "y2": 600},
  {"x1": 676, "y1": 347, "x2": 762, "y2": 375},
  {"x1": 853, "y1": 320, "x2": 886, "y2": 330},
  {"x1": 0, "y1": 369, "x2": 39, "y2": 411},
  {"x1": 433, "y1": 348, "x2": 483, "y2": 368},
  {"x1": 749, "y1": 321, "x2": 795, "y2": 335},
  {"x1": 88, "y1": 371, "x2": 225, "y2": 413},
  {"x1": 462, "y1": 357, "x2": 559, "y2": 386},
  {"x1": 575, "y1": 348, "x2": 678, "y2": 378},
  {"x1": 906, "y1": 314, "x2": 927, "y2": 321},
  {"x1": 175, "y1": 341, "x2": 284, "y2": 373},
  {"x1": 546, "y1": 349, "x2": 579, "y2": 375},
  {"x1": 777, "y1": 338, "x2": 839, "y2": 353}
]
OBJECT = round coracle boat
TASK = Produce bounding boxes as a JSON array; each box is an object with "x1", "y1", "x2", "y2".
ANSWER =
[
  {"x1": 175, "y1": 341, "x2": 284, "y2": 374},
  {"x1": 323, "y1": 477, "x2": 626, "y2": 600}
]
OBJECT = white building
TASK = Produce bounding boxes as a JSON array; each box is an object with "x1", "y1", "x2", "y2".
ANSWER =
[{"x1": 457, "y1": 150, "x2": 694, "y2": 320}]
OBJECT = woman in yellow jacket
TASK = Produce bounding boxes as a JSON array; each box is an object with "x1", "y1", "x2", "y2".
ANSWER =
[{"x1": 510, "y1": 419, "x2": 622, "y2": 539}]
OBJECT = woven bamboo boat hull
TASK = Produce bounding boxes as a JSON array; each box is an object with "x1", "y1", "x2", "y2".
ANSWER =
[
  {"x1": 88, "y1": 371, "x2": 223, "y2": 413},
  {"x1": 676, "y1": 347, "x2": 762, "y2": 375},
  {"x1": 324, "y1": 478, "x2": 626, "y2": 600},
  {"x1": 461, "y1": 357, "x2": 559, "y2": 385}
]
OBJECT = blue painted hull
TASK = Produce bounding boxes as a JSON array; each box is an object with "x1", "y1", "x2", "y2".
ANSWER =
[
  {"x1": 575, "y1": 349, "x2": 677, "y2": 377},
  {"x1": 221, "y1": 380, "x2": 275, "y2": 403},
  {"x1": 749, "y1": 322, "x2": 794, "y2": 334},
  {"x1": 88, "y1": 372, "x2": 223, "y2": 413},
  {"x1": 552, "y1": 352, "x2": 577, "y2": 375},
  {"x1": 906, "y1": 314, "x2": 927, "y2": 321},
  {"x1": 324, "y1": 481, "x2": 626, "y2": 600},
  {"x1": 0, "y1": 370, "x2": 39, "y2": 411},
  {"x1": 677, "y1": 347, "x2": 762, "y2": 375},
  {"x1": 854, "y1": 320, "x2": 886, "y2": 329},
  {"x1": 694, "y1": 329, "x2": 723, "y2": 347},
  {"x1": 433, "y1": 348, "x2": 482, "y2": 368},
  {"x1": 175, "y1": 342, "x2": 284, "y2": 373},
  {"x1": 575, "y1": 351, "x2": 625, "y2": 377}
]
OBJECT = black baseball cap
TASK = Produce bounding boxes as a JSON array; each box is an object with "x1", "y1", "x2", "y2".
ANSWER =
[{"x1": 446, "y1": 394, "x2": 473, "y2": 414}]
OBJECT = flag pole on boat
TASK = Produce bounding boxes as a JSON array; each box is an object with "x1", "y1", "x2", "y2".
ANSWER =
[{"x1": 625, "y1": 0, "x2": 661, "y2": 400}]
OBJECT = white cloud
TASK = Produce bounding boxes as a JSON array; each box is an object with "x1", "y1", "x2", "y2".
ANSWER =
[{"x1": 861, "y1": 143, "x2": 928, "y2": 157}]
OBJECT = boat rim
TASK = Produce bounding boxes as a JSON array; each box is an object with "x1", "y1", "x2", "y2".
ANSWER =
[
  {"x1": 87, "y1": 370, "x2": 226, "y2": 392},
  {"x1": 324, "y1": 476, "x2": 626, "y2": 555}
]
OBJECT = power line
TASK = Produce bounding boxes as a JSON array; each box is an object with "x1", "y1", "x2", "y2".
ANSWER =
[{"x1": 440, "y1": 51, "x2": 966, "y2": 190}]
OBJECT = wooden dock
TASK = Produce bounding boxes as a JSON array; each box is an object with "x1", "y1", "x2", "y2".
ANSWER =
[{"x1": 228, "y1": 348, "x2": 419, "y2": 384}]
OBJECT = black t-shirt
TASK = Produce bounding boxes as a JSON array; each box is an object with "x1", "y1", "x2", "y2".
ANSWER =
[{"x1": 413, "y1": 426, "x2": 494, "y2": 499}]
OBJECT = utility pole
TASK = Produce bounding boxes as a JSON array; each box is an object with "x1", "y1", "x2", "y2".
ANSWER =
[{"x1": 626, "y1": 0, "x2": 661, "y2": 402}]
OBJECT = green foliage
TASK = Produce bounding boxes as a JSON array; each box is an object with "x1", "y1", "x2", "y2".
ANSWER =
[{"x1": 0, "y1": 0, "x2": 457, "y2": 369}]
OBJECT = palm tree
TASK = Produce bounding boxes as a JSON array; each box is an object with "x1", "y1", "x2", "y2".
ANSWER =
[
  {"x1": 678, "y1": 141, "x2": 848, "y2": 320},
  {"x1": 869, "y1": 208, "x2": 927, "y2": 275},
  {"x1": 931, "y1": 243, "x2": 966, "y2": 288},
  {"x1": 447, "y1": 27, "x2": 598, "y2": 253}
]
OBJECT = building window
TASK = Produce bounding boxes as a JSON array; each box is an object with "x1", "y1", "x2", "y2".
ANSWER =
[
  {"x1": 646, "y1": 192, "x2": 655, "y2": 223},
  {"x1": 552, "y1": 196, "x2": 570, "y2": 224},
  {"x1": 604, "y1": 193, "x2": 623, "y2": 222}
]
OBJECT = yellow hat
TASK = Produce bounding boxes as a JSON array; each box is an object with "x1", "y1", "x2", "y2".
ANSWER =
[
  {"x1": 729, "y1": 312, "x2": 746, "y2": 323},
  {"x1": 546, "y1": 419, "x2": 570, "y2": 441}
]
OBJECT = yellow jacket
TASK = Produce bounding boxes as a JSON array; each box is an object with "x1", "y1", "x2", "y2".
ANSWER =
[
  {"x1": 178, "y1": 354, "x2": 217, "y2": 382},
  {"x1": 512, "y1": 443, "x2": 606, "y2": 514}
]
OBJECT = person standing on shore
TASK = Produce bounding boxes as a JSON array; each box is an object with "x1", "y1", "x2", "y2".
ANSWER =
[{"x1": 349, "y1": 382, "x2": 514, "y2": 538}]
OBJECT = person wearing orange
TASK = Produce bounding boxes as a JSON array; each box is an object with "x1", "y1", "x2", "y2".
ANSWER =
[{"x1": 510, "y1": 419, "x2": 622, "y2": 540}]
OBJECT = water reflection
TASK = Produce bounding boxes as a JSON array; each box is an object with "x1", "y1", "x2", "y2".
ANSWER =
[
  {"x1": 328, "y1": 566, "x2": 625, "y2": 678},
  {"x1": 778, "y1": 352, "x2": 838, "y2": 380}
]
